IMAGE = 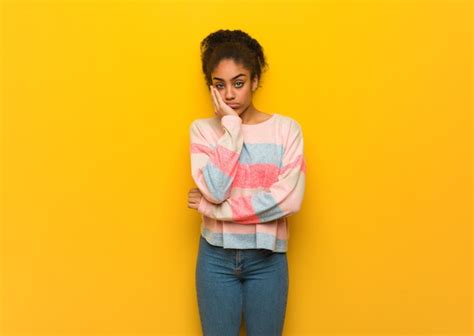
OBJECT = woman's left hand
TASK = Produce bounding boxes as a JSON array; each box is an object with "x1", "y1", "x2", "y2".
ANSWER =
[{"x1": 188, "y1": 187, "x2": 203, "y2": 210}]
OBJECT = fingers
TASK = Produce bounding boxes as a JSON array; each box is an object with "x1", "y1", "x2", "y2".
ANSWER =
[
  {"x1": 188, "y1": 187, "x2": 201, "y2": 194},
  {"x1": 213, "y1": 85, "x2": 225, "y2": 106},
  {"x1": 209, "y1": 84, "x2": 237, "y2": 118},
  {"x1": 209, "y1": 85, "x2": 219, "y2": 115},
  {"x1": 212, "y1": 85, "x2": 227, "y2": 112},
  {"x1": 188, "y1": 201, "x2": 199, "y2": 209},
  {"x1": 187, "y1": 192, "x2": 202, "y2": 209},
  {"x1": 188, "y1": 188, "x2": 202, "y2": 210}
]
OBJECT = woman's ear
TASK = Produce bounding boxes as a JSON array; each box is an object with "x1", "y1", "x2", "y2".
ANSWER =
[{"x1": 251, "y1": 76, "x2": 259, "y2": 92}]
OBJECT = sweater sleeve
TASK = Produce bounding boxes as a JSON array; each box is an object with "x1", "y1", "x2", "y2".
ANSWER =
[
  {"x1": 190, "y1": 115, "x2": 244, "y2": 204},
  {"x1": 197, "y1": 120, "x2": 306, "y2": 224}
]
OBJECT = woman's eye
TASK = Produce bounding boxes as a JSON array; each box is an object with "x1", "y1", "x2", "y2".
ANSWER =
[{"x1": 214, "y1": 82, "x2": 244, "y2": 89}]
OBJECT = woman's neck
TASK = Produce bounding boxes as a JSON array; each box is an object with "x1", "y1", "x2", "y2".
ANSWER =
[{"x1": 239, "y1": 103, "x2": 267, "y2": 125}]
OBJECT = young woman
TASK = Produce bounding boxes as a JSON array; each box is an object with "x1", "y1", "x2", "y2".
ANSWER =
[{"x1": 188, "y1": 29, "x2": 306, "y2": 335}]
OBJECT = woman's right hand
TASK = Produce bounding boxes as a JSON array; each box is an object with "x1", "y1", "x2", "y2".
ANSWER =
[{"x1": 209, "y1": 85, "x2": 239, "y2": 118}]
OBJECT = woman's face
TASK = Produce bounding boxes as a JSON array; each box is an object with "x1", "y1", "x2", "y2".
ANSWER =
[{"x1": 210, "y1": 59, "x2": 258, "y2": 114}]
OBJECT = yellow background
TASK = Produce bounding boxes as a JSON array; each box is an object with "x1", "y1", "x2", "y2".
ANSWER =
[{"x1": 1, "y1": 0, "x2": 472, "y2": 335}]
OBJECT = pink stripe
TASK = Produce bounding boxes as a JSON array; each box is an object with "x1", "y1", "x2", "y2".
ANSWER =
[
  {"x1": 192, "y1": 143, "x2": 305, "y2": 186},
  {"x1": 191, "y1": 143, "x2": 241, "y2": 175},
  {"x1": 203, "y1": 216, "x2": 289, "y2": 239},
  {"x1": 233, "y1": 163, "x2": 280, "y2": 188},
  {"x1": 280, "y1": 154, "x2": 305, "y2": 175},
  {"x1": 191, "y1": 143, "x2": 212, "y2": 155},
  {"x1": 230, "y1": 195, "x2": 261, "y2": 224}
]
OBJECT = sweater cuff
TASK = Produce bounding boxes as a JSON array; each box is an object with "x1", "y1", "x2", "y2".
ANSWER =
[
  {"x1": 198, "y1": 196, "x2": 209, "y2": 215},
  {"x1": 221, "y1": 115, "x2": 242, "y2": 132}
]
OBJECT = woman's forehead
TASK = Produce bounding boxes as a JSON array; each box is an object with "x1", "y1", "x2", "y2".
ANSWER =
[{"x1": 212, "y1": 60, "x2": 250, "y2": 80}]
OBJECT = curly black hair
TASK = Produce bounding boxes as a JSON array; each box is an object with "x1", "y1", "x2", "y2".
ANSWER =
[{"x1": 200, "y1": 29, "x2": 269, "y2": 90}]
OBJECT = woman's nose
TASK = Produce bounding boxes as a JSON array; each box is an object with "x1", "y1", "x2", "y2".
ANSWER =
[{"x1": 224, "y1": 87, "x2": 235, "y2": 100}]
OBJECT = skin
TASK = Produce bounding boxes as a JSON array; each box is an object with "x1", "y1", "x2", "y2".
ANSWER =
[
  {"x1": 208, "y1": 58, "x2": 272, "y2": 124},
  {"x1": 188, "y1": 58, "x2": 272, "y2": 210}
]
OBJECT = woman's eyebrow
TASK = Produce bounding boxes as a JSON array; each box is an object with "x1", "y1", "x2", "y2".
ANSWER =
[{"x1": 212, "y1": 74, "x2": 247, "y2": 81}]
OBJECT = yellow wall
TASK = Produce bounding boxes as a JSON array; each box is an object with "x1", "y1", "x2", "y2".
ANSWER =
[{"x1": 1, "y1": 0, "x2": 471, "y2": 335}]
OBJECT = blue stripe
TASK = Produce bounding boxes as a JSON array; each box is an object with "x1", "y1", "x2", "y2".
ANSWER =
[
  {"x1": 210, "y1": 142, "x2": 284, "y2": 166},
  {"x1": 239, "y1": 143, "x2": 284, "y2": 167},
  {"x1": 203, "y1": 143, "x2": 284, "y2": 202},
  {"x1": 251, "y1": 192, "x2": 285, "y2": 222},
  {"x1": 202, "y1": 161, "x2": 233, "y2": 202},
  {"x1": 201, "y1": 228, "x2": 288, "y2": 252}
]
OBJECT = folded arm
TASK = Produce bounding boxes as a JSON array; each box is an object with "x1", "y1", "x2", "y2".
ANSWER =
[
  {"x1": 197, "y1": 120, "x2": 306, "y2": 224},
  {"x1": 190, "y1": 115, "x2": 244, "y2": 204}
]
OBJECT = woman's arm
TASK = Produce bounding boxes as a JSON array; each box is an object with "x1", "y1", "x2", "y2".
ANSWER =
[
  {"x1": 197, "y1": 120, "x2": 306, "y2": 223},
  {"x1": 190, "y1": 115, "x2": 244, "y2": 204}
]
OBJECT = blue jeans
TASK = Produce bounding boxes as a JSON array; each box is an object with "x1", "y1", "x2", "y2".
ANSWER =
[{"x1": 195, "y1": 235, "x2": 289, "y2": 336}]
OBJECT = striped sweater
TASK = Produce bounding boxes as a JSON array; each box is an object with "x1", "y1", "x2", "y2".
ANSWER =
[{"x1": 189, "y1": 113, "x2": 306, "y2": 252}]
